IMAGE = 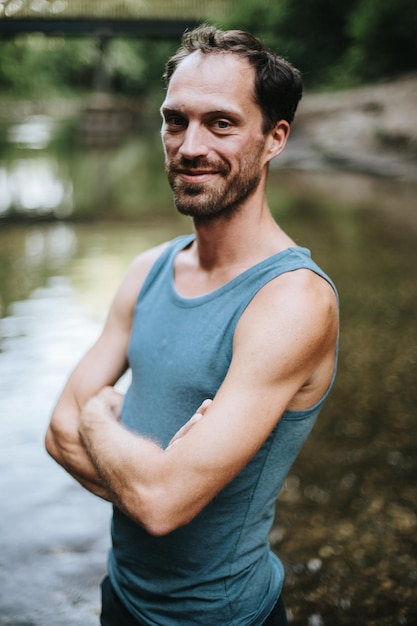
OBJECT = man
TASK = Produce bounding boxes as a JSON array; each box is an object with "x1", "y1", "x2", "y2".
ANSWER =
[{"x1": 46, "y1": 25, "x2": 339, "y2": 626}]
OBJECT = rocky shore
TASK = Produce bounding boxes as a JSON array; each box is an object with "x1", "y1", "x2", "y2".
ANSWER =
[{"x1": 280, "y1": 74, "x2": 417, "y2": 184}]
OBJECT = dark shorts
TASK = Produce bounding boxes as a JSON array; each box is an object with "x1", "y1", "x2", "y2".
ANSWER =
[{"x1": 100, "y1": 575, "x2": 288, "y2": 626}]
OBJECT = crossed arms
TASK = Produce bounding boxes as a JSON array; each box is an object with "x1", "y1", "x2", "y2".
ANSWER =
[{"x1": 45, "y1": 246, "x2": 338, "y2": 536}]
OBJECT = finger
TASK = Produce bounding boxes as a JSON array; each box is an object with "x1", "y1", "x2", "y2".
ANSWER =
[
  {"x1": 168, "y1": 414, "x2": 202, "y2": 446},
  {"x1": 167, "y1": 399, "x2": 213, "y2": 448},
  {"x1": 194, "y1": 398, "x2": 213, "y2": 416}
]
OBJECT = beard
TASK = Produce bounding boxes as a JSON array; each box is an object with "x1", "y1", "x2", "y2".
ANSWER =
[{"x1": 165, "y1": 142, "x2": 265, "y2": 221}]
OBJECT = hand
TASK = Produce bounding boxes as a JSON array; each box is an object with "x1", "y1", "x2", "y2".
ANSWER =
[
  {"x1": 167, "y1": 399, "x2": 212, "y2": 449},
  {"x1": 80, "y1": 386, "x2": 124, "y2": 425}
]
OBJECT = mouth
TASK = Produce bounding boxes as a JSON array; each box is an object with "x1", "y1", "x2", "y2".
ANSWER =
[{"x1": 175, "y1": 169, "x2": 220, "y2": 184}]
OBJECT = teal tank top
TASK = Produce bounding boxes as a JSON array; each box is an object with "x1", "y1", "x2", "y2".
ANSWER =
[{"x1": 109, "y1": 234, "x2": 338, "y2": 626}]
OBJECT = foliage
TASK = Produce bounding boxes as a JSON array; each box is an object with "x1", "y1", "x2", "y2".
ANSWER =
[
  {"x1": 0, "y1": 34, "x2": 177, "y2": 98},
  {"x1": 345, "y1": 0, "x2": 417, "y2": 81},
  {"x1": 222, "y1": 0, "x2": 357, "y2": 86},
  {"x1": 105, "y1": 39, "x2": 178, "y2": 95},
  {"x1": 222, "y1": 0, "x2": 417, "y2": 87},
  {"x1": 0, "y1": 35, "x2": 97, "y2": 96}
]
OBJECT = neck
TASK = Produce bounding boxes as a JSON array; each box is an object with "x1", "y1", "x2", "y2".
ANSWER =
[
  {"x1": 173, "y1": 192, "x2": 296, "y2": 298},
  {"x1": 190, "y1": 196, "x2": 294, "y2": 272}
]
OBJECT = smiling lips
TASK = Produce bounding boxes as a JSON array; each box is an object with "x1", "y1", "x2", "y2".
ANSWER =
[
  {"x1": 169, "y1": 157, "x2": 230, "y2": 184},
  {"x1": 177, "y1": 168, "x2": 219, "y2": 183}
]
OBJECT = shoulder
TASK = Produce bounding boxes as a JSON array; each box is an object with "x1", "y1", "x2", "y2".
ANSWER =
[
  {"x1": 128, "y1": 242, "x2": 171, "y2": 282},
  {"x1": 233, "y1": 267, "x2": 338, "y2": 375},
  {"x1": 244, "y1": 267, "x2": 337, "y2": 330},
  {"x1": 108, "y1": 242, "x2": 171, "y2": 325}
]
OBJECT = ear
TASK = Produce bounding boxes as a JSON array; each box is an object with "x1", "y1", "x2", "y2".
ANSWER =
[{"x1": 264, "y1": 120, "x2": 290, "y2": 164}]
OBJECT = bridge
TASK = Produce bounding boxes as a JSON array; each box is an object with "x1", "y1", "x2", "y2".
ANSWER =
[{"x1": 0, "y1": 0, "x2": 239, "y2": 37}]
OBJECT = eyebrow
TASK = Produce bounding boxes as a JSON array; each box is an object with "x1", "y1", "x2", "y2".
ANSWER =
[
  {"x1": 160, "y1": 106, "x2": 182, "y2": 117},
  {"x1": 160, "y1": 106, "x2": 243, "y2": 121}
]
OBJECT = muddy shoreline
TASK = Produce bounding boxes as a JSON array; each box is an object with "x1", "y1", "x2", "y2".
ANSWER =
[{"x1": 277, "y1": 74, "x2": 417, "y2": 185}]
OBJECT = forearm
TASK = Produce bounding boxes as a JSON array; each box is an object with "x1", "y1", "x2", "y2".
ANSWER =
[
  {"x1": 78, "y1": 403, "x2": 165, "y2": 530},
  {"x1": 78, "y1": 392, "x2": 214, "y2": 534}
]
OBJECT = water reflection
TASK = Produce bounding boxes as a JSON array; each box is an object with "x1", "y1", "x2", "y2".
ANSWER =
[
  {"x1": 8, "y1": 114, "x2": 56, "y2": 149},
  {"x1": 0, "y1": 267, "x2": 111, "y2": 626},
  {"x1": 0, "y1": 115, "x2": 73, "y2": 217},
  {"x1": 0, "y1": 220, "x2": 188, "y2": 323},
  {"x1": 1, "y1": 157, "x2": 73, "y2": 217},
  {"x1": 0, "y1": 165, "x2": 12, "y2": 213},
  {"x1": 24, "y1": 223, "x2": 76, "y2": 259},
  {"x1": 0, "y1": 115, "x2": 171, "y2": 220}
]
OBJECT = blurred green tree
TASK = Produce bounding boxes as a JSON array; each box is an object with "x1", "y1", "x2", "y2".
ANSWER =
[
  {"x1": 224, "y1": 0, "x2": 417, "y2": 87},
  {"x1": 106, "y1": 39, "x2": 177, "y2": 96},
  {"x1": 223, "y1": 0, "x2": 357, "y2": 86},
  {"x1": 0, "y1": 36, "x2": 96, "y2": 95},
  {"x1": 345, "y1": 0, "x2": 417, "y2": 81},
  {"x1": 0, "y1": 35, "x2": 177, "y2": 97}
]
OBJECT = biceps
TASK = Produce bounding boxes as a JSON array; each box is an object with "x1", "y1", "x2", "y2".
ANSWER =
[
  {"x1": 68, "y1": 336, "x2": 128, "y2": 406},
  {"x1": 167, "y1": 384, "x2": 279, "y2": 488}
]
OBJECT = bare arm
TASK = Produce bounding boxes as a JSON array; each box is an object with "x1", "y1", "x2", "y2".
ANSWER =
[
  {"x1": 78, "y1": 270, "x2": 339, "y2": 531},
  {"x1": 45, "y1": 244, "x2": 167, "y2": 499}
]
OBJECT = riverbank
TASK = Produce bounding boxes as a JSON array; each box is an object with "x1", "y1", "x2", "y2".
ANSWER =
[{"x1": 279, "y1": 74, "x2": 417, "y2": 183}]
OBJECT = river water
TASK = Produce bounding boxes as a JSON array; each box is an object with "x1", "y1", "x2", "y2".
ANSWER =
[{"x1": 0, "y1": 115, "x2": 416, "y2": 625}]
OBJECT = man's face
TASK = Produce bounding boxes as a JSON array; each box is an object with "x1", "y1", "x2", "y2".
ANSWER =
[{"x1": 160, "y1": 52, "x2": 271, "y2": 220}]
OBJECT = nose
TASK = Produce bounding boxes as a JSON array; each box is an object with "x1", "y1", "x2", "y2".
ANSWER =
[{"x1": 178, "y1": 123, "x2": 210, "y2": 160}]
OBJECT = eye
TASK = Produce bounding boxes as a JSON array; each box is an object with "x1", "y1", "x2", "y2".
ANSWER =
[
  {"x1": 165, "y1": 115, "x2": 187, "y2": 131},
  {"x1": 212, "y1": 119, "x2": 232, "y2": 132}
]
